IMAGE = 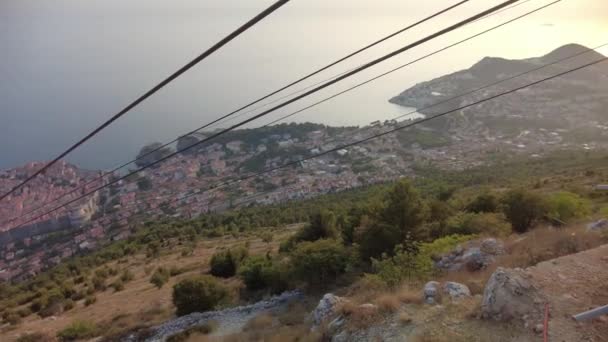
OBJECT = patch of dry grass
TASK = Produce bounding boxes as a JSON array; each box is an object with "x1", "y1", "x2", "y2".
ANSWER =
[
  {"x1": 396, "y1": 285, "x2": 424, "y2": 305},
  {"x1": 501, "y1": 225, "x2": 606, "y2": 268},
  {"x1": 243, "y1": 313, "x2": 274, "y2": 332},
  {"x1": 337, "y1": 301, "x2": 381, "y2": 330},
  {"x1": 398, "y1": 312, "x2": 412, "y2": 325},
  {"x1": 375, "y1": 294, "x2": 401, "y2": 313}
]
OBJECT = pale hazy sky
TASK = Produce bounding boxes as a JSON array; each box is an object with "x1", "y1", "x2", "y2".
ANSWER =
[{"x1": 0, "y1": 0, "x2": 606, "y2": 169}]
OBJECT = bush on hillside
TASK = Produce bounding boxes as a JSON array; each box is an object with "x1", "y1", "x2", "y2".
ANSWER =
[
  {"x1": 372, "y1": 234, "x2": 473, "y2": 286},
  {"x1": 290, "y1": 239, "x2": 349, "y2": 287},
  {"x1": 501, "y1": 189, "x2": 547, "y2": 233},
  {"x1": 238, "y1": 255, "x2": 290, "y2": 294},
  {"x1": 209, "y1": 247, "x2": 248, "y2": 278},
  {"x1": 546, "y1": 191, "x2": 591, "y2": 222},
  {"x1": 280, "y1": 210, "x2": 340, "y2": 252},
  {"x1": 445, "y1": 212, "x2": 511, "y2": 237},
  {"x1": 150, "y1": 267, "x2": 171, "y2": 289},
  {"x1": 466, "y1": 192, "x2": 500, "y2": 213},
  {"x1": 172, "y1": 275, "x2": 229, "y2": 316},
  {"x1": 57, "y1": 320, "x2": 99, "y2": 341}
]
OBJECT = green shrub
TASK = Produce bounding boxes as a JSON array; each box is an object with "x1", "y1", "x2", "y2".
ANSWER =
[
  {"x1": 280, "y1": 210, "x2": 339, "y2": 252},
  {"x1": 502, "y1": 189, "x2": 547, "y2": 233},
  {"x1": 111, "y1": 279, "x2": 125, "y2": 292},
  {"x1": 120, "y1": 269, "x2": 134, "y2": 282},
  {"x1": 150, "y1": 267, "x2": 171, "y2": 289},
  {"x1": 84, "y1": 295, "x2": 97, "y2": 306},
  {"x1": 63, "y1": 299, "x2": 75, "y2": 311},
  {"x1": 209, "y1": 247, "x2": 248, "y2": 278},
  {"x1": 445, "y1": 212, "x2": 511, "y2": 237},
  {"x1": 92, "y1": 275, "x2": 106, "y2": 291},
  {"x1": 372, "y1": 235, "x2": 473, "y2": 286},
  {"x1": 37, "y1": 288, "x2": 64, "y2": 318},
  {"x1": 172, "y1": 275, "x2": 229, "y2": 316},
  {"x1": 546, "y1": 191, "x2": 591, "y2": 222},
  {"x1": 238, "y1": 256, "x2": 290, "y2": 294},
  {"x1": 466, "y1": 192, "x2": 500, "y2": 213},
  {"x1": 57, "y1": 320, "x2": 98, "y2": 341},
  {"x1": 290, "y1": 239, "x2": 349, "y2": 287}
]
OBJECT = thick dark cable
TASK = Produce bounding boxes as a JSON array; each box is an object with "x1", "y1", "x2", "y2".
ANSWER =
[
  {"x1": 54, "y1": 57, "x2": 608, "y2": 235},
  {"x1": 7, "y1": 0, "x2": 534, "y2": 230},
  {"x1": 316, "y1": 42, "x2": 608, "y2": 146},
  {"x1": 124, "y1": 56, "x2": 608, "y2": 224},
  {"x1": 0, "y1": 0, "x2": 291, "y2": 203},
  {"x1": 193, "y1": 58, "x2": 608, "y2": 199},
  {"x1": 264, "y1": 0, "x2": 561, "y2": 126},
  {"x1": 1, "y1": 0, "x2": 471, "y2": 227},
  {"x1": 4, "y1": 0, "x2": 520, "y2": 230}
]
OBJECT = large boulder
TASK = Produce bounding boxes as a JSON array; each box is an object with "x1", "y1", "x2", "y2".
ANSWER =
[
  {"x1": 423, "y1": 281, "x2": 440, "y2": 304},
  {"x1": 443, "y1": 282, "x2": 471, "y2": 300},
  {"x1": 481, "y1": 267, "x2": 544, "y2": 321},
  {"x1": 311, "y1": 293, "x2": 346, "y2": 327}
]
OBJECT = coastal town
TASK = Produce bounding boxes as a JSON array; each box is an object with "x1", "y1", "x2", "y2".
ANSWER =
[
  {"x1": 1, "y1": 43, "x2": 608, "y2": 282},
  {"x1": 2, "y1": 115, "x2": 608, "y2": 282}
]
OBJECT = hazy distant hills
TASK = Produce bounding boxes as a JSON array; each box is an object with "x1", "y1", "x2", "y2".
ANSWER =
[{"x1": 389, "y1": 44, "x2": 608, "y2": 137}]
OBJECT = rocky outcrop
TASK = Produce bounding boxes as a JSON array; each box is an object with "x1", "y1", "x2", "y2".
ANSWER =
[
  {"x1": 140, "y1": 290, "x2": 302, "y2": 342},
  {"x1": 435, "y1": 238, "x2": 504, "y2": 272},
  {"x1": 311, "y1": 293, "x2": 347, "y2": 328},
  {"x1": 481, "y1": 267, "x2": 544, "y2": 322}
]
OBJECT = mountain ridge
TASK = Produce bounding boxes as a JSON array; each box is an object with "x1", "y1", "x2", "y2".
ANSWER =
[{"x1": 389, "y1": 43, "x2": 608, "y2": 135}]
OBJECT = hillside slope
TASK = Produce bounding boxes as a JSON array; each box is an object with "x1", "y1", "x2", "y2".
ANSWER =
[{"x1": 389, "y1": 44, "x2": 608, "y2": 136}]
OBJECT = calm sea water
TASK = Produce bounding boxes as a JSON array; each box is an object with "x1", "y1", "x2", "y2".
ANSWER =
[{"x1": 0, "y1": 0, "x2": 604, "y2": 170}]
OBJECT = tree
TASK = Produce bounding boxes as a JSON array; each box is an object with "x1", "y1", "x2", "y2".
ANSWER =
[
  {"x1": 357, "y1": 222, "x2": 401, "y2": 261},
  {"x1": 501, "y1": 189, "x2": 547, "y2": 233},
  {"x1": 172, "y1": 276, "x2": 229, "y2": 316},
  {"x1": 380, "y1": 180, "x2": 429, "y2": 241}
]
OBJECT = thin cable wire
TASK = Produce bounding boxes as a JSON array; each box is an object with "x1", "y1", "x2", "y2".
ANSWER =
[
  {"x1": 6, "y1": 0, "x2": 520, "y2": 229},
  {"x1": 103, "y1": 57, "x2": 608, "y2": 232},
  {"x1": 318, "y1": 42, "x2": 608, "y2": 146},
  {"x1": 186, "y1": 57, "x2": 608, "y2": 202},
  {"x1": 2, "y1": 0, "x2": 471, "y2": 226},
  {"x1": 263, "y1": 0, "x2": 562, "y2": 127},
  {"x1": 0, "y1": 0, "x2": 291, "y2": 203}
]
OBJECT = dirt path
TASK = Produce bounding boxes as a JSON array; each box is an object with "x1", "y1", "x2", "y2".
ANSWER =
[{"x1": 526, "y1": 244, "x2": 608, "y2": 342}]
